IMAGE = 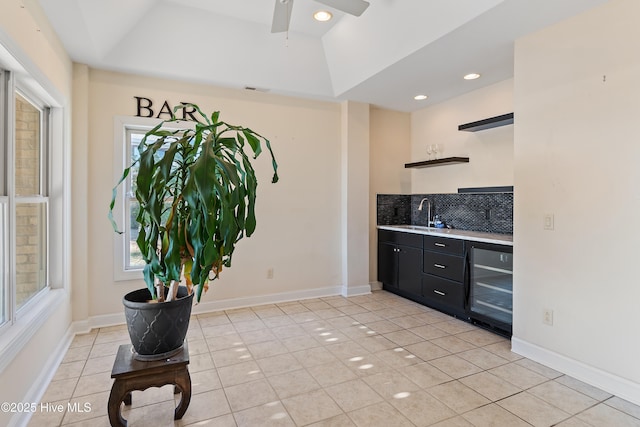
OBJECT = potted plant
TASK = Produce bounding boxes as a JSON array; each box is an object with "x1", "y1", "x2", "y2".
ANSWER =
[{"x1": 109, "y1": 103, "x2": 278, "y2": 360}]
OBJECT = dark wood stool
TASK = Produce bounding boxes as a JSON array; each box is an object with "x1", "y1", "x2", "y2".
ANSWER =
[{"x1": 108, "y1": 342, "x2": 191, "y2": 427}]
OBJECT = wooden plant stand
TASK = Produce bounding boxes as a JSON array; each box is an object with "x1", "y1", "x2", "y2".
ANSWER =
[{"x1": 108, "y1": 342, "x2": 191, "y2": 427}]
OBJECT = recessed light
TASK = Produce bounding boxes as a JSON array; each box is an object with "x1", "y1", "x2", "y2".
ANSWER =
[
  {"x1": 464, "y1": 73, "x2": 481, "y2": 80},
  {"x1": 414, "y1": 94, "x2": 428, "y2": 101},
  {"x1": 313, "y1": 10, "x2": 332, "y2": 22}
]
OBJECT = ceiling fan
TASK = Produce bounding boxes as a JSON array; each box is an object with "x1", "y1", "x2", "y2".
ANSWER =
[{"x1": 271, "y1": 0, "x2": 370, "y2": 33}]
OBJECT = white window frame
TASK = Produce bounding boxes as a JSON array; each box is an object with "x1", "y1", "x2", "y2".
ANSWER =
[
  {"x1": 0, "y1": 68, "x2": 6, "y2": 196},
  {"x1": 13, "y1": 91, "x2": 50, "y2": 312},
  {"x1": 0, "y1": 201, "x2": 7, "y2": 328},
  {"x1": 0, "y1": 41, "x2": 67, "y2": 372},
  {"x1": 0, "y1": 69, "x2": 8, "y2": 330},
  {"x1": 112, "y1": 116, "x2": 194, "y2": 281},
  {"x1": 1, "y1": 84, "x2": 52, "y2": 330}
]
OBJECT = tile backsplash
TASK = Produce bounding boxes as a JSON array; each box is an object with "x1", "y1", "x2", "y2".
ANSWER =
[
  {"x1": 377, "y1": 191, "x2": 513, "y2": 235},
  {"x1": 377, "y1": 194, "x2": 411, "y2": 225}
]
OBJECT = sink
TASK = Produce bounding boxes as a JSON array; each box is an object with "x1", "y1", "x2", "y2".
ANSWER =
[{"x1": 390, "y1": 225, "x2": 434, "y2": 231}]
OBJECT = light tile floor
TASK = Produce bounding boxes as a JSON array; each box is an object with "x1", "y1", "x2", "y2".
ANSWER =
[{"x1": 28, "y1": 291, "x2": 640, "y2": 426}]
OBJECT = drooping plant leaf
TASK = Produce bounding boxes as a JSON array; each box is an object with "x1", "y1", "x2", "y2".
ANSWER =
[{"x1": 108, "y1": 103, "x2": 278, "y2": 302}]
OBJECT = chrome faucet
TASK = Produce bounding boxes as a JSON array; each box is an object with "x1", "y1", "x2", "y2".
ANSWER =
[{"x1": 418, "y1": 198, "x2": 433, "y2": 226}]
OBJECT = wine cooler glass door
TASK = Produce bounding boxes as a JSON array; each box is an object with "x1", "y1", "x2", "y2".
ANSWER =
[{"x1": 469, "y1": 245, "x2": 513, "y2": 333}]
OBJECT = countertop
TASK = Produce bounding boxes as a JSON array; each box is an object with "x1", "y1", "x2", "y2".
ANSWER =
[{"x1": 377, "y1": 225, "x2": 513, "y2": 246}]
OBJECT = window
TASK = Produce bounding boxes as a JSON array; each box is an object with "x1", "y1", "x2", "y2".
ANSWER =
[
  {"x1": 14, "y1": 93, "x2": 49, "y2": 309},
  {"x1": 0, "y1": 41, "x2": 65, "y2": 372},
  {"x1": 125, "y1": 129, "x2": 167, "y2": 270},
  {"x1": 113, "y1": 117, "x2": 189, "y2": 280},
  {"x1": 125, "y1": 129, "x2": 146, "y2": 270},
  {"x1": 0, "y1": 71, "x2": 51, "y2": 331},
  {"x1": 0, "y1": 69, "x2": 8, "y2": 327},
  {"x1": 0, "y1": 203, "x2": 6, "y2": 326}
]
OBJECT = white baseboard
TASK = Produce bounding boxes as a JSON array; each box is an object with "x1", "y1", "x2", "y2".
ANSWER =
[
  {"x1": 71, "y1": 312, "x2": 126, "y2": 335},
  {"x1": 370, "y1": 281, "x2": 383, "y2": 291},
  {"x1": 341, "y1": 284, "x2": 372, "y2": 297},
  {"x1": 72, "y1": 285, "x2": 348, "y2": 331},
  {"x1": 75, "y1": 285, "x2": 349, "y2": 328},
  {"x1": 511, "y1": 337, "x2": 640, "y2": 406},
  {"x1": 193, "y1": 285, "x2": 345, "y2": 315}
]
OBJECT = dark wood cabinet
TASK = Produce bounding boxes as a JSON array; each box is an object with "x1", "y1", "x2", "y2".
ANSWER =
[
  {"x1": 422, "y1": 274, "x2": 465, "y2": 313},
  {"x1": 378, "y1": 228, "x2": 513, "y2": 334},
  {"x1": 424, "y1": 235, "x2": 464, "y2": 255},
  {"x1": 423, "y1": 251, "x2": 465, "y2": 282},
  {"x1": 397, "y1": 246, "x2": 423, "y2": 295},
  {"x1": 379, "y1": 229, "x2": 422, "y2": 247},
  {"x1": 378, "y1": 230, "x2": 467, "y2": 318},
  {"x1": 422, "y1": 235, "x2": 467, "y2": 318},
  {"x1": 377, "y1": 242, "x2": 398, "y2": 289},
  {"x1": 377, "y1": 231, "x2": 423, "y2": 295}
]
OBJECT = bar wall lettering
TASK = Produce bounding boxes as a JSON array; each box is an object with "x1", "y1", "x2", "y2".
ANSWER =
[{"x1": 133, "y1": 97, "x2": 198, "y2": 121}]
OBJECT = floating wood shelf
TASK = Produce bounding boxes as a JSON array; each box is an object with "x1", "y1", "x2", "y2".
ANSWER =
[
  {"x1": 405, "y1": 157, "x2": 470, "y2": 169},
  {"x1": 458, "y1": 186, "x2": 514, "y2": 194},
  {"x1": 458, "y1": 113, "x2": 514, "y2": 132}
]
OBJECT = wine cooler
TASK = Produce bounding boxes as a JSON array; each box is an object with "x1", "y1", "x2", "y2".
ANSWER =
[{"x1": 468, "y1": 242, "x2": 513, "y2": 336}]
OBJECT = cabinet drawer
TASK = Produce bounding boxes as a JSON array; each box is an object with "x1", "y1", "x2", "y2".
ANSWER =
[
  {"x1": 423, "y1": 235, "x2": 464, "y2": 255},
  {"x1": 423, "y1": 251, "x2": 464, "y2": 282},
  {"x1": 378, "y1": 230, "x2": 423, "y2": 248},
  {"x1": 422, "y1": 274, "x2": 464, "y2": 309}
]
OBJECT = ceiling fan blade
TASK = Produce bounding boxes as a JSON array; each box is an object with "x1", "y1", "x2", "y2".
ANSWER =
[
  {"x1": 315, "y1": 0, "x2": 370, "y2": 16},
  {"x1": 271, "y1": 0, "x2": 294, "y2": 33}
]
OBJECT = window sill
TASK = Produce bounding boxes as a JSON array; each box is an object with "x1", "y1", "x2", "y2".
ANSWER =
[
  {"x1": 114, "y1": 268, "x2": 144, "y2": 282},
  {"x1": 0, "y1": 288, "x2": 67, "y2": 374}
]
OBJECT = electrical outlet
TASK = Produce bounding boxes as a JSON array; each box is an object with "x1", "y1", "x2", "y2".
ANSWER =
[
  {"x1": 543, "y1": 213, "x2": 554, "y2": 230},
  {"x1": 267, "y1": 268, "x2": 274, "y2": 279},
  {"x1": 543, "y1": 309, "x2": 554, "y2": 326}
]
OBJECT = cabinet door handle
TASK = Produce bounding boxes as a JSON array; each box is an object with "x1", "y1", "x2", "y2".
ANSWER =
[
  {"x1": 434, "y1": 263, "x2": 446, "y2": 269},
  {"x1": 433, "y1": 290, "x2": 446, "y2": 296},
  {"x1": 434, "y1": 243, "x2": 446, "y2": 247}
]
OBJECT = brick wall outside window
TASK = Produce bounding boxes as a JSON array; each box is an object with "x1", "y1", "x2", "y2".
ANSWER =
[{"x1": 14, "y1": 95, "x2": 45, "y2": 308}]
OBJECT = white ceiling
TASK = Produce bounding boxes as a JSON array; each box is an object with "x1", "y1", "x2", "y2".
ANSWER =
[{"x1": 36, "y1": 0, "x2": 608, "y2": 112}]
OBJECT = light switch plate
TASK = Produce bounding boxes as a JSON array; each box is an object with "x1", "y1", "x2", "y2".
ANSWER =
[{"x1": 543, "y1": 213, "x2": 554, "y2": 230}]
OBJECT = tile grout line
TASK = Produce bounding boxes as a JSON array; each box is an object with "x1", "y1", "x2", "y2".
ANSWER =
[{"x1": 33, "y1": 291, "x2": 640, "y2": 427}]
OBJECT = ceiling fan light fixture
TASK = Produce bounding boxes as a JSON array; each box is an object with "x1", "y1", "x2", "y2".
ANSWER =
[
  {"x1": 313, "y1": 10, "x2": 333, "y2": 22},
  {"x1": 414, "y1": 94, "x2": 428, "y2": 101},
  {"x1": 464, "y1": 73, "x2": 481, "y2": 80}
]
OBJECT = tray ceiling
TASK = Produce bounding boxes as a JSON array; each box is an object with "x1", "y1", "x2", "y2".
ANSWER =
[{"x1": 37, "y1": 0, "x2": 608, "y2": 112}]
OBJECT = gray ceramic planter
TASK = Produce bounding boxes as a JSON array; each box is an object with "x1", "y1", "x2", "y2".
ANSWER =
[{"x1": 123, "y1": 287, "x2": 194, "y2": 361}]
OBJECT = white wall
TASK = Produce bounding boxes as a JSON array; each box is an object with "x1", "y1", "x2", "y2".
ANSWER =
[
  {"x1": 0, "y1": 2, "x2": 73, "y2": 426},
  {"x1": 81, "y1": 70, "x2": 346, "y2": 317},
  {"x1": 411, "y1": 79, "x2": 514, "y2": 194},
  {"x1": 512, "y1": 0, "x2": 640, "y2": 403},
  {"x1": 340, "y1": 101, "x2": 371, "y2": 295},
  {"x1": 71, "y1": 63, "x2": 90, "y2": 322},
  {"x1": 369, "y1": 107, "x2": 411, "y2": 282},
  {"x1": 0, "y1": 0, "x2": 72, "y2": 98}
]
